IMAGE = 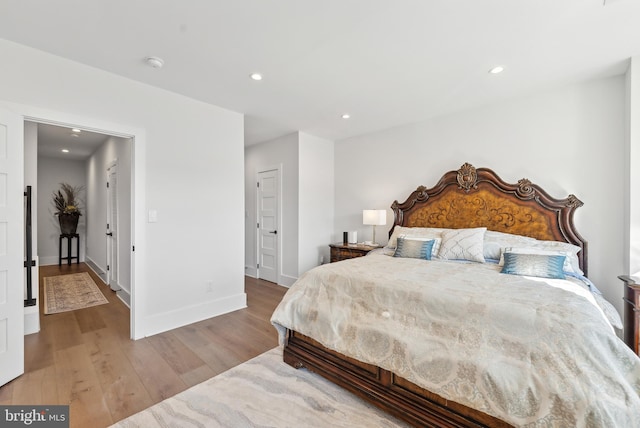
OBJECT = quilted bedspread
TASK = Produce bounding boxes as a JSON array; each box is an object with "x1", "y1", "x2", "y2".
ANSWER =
[{"x1": 271, "y1": 253, "x2": 640, "y2": 427}]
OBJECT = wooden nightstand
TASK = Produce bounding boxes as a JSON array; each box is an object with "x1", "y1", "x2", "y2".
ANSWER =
[
  {"x1": 619, "y1": 275, "x2": 640, "y2": 355},
  {"x1": 329, "y1": 243, "x2": 381, "y2": 262}
]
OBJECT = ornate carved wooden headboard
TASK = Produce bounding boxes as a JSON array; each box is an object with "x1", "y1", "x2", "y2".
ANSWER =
[{"x1": 390, "y1": 162, "x2": 588, "y2": 275}]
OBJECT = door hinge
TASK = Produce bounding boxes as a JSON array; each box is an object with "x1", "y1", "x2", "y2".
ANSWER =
[
  {"x1": 257, "y1": 182, "x2": 259, "y2": 188},
  {"x1": 257, "y1": 263, "x2": 260, "y2": 269},
  {"x1": 257, "y1": 222, "x2": 259, "y2": 228},
  {"x1": 107, "y1": 182, "x2": 110, "y2": 188},
  {"x1": 132, "y1": 245, "x2": 135, "y2": 251},
  {"x1": 107, "y1": 223, "x2": 110, "y2": 230},
  {"x1": 107, "y1": 265, "x2": 110, "y2": 271}
]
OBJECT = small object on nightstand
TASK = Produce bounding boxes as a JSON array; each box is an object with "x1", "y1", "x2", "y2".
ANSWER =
[
  {"x1": 329, "y1": 242, "x2": 381, "y2": 262},
  {"x1": 619, "y1": 275, "x2": 640, "y2": 356}
]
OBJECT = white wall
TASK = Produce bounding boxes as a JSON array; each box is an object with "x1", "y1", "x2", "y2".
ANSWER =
[
  {"x1": 0, "y1": 38, "x2": 245, "y2": 338},
  {"x1": 245, "y1": 133, "x2": 299, "y2": 285},
  {"x1": 336, "y1": 76, "x2": 626, "y2": 315},
  {"x1": 37, "y1": 157, "x2": 86, "y2": 265},
  {"x1": 627, "y1": 56, "x2": 640, "y2": 276},
  {"x1": 298, "y1": 133, "x2": 334, "y2": 273},
  {"x1": 86, "y1": 136, "x2": 132, "y2": 304}
]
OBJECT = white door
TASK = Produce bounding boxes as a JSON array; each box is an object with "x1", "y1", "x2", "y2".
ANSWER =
[
  {"x1": 106, "y1": 163, "x2": 119, "y2": 291},
  {"x1": 0, "y1": 109, "x2": 24, "y2": 386},
  {"x1": 257, "y1": 169, "x2": 278, "y2": 283}
]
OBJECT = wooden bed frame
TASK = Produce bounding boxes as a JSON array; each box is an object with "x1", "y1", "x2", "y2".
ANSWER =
[{"x1": 283, "y1": 162, "x2": 587, "y2": 427}]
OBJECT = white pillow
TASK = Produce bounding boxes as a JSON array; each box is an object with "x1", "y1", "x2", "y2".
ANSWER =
[
  {"x1": 387, "y1": 226, "x2": 448, "y2": 249},
  {"x1": 483, "y1": 230, "x2": 537, "y2": 260},
  {"x1": 438, "y1": 227, "x2": 487, "y2": 263}
]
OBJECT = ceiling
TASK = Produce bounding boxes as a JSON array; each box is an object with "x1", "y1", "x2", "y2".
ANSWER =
[
  {"x1": 35, "y1": 123, "x2": 111, "y2": 160},
  {"x1": 2, "y1": 0, "x2": 640, "y2": 146}
]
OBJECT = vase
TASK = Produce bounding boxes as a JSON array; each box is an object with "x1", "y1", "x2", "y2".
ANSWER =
[{"x1": 58, "y1": 212, "x2": 80, "y2": 235}]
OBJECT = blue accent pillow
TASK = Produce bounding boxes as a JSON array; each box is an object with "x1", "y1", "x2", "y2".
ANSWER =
[
  {"x1": 501, "y1": 252, "x2": 566, "y2": 279},
  {"x1": 393, "y1": 237, "x2": 435, "y2": 260}
]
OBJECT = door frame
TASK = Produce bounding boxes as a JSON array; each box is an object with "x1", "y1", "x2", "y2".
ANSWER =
[
  {"x1": 6, "y1": 101, "x2": 147, "y2": 340},
  {"x1": 255, "y1": 165, "x2": 282, "y2": 285}
]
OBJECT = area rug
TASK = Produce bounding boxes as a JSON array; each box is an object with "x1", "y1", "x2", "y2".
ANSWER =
[
  {"x1": 111, "y1": 347, "x2": 408, "y2": 428},
  {"x1": 43, "y1": 272, "x2": 108, "y2": 314}
]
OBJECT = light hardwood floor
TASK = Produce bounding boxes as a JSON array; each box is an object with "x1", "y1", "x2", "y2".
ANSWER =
[{"x1": 0, "y1": 263, "x2": 287, "y2": 427}]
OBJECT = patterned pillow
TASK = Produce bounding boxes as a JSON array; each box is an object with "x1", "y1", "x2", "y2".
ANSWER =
[
  {"x1": 499, "y1": 247, "x2": 579, "y2": 274},
  {"x1": 501, "y1": 252, "x2": 566, "y2": 279},
  {"x1": 399, "y1": 235, "x2": 442, "y2": 257},
  {"x1": 437, "y1": 228, "x2": 486, "y2": 263},
  {"x1": 393, "y1": 237, "x2": 436, "y2": 260}
]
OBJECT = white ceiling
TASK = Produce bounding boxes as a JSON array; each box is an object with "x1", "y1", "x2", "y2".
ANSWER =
[
  {"x1": 35, "y1": 123, "x2": 110, "y2": 160},
  {"x1": 2, "y1": 0, "x2": 640, "y2": 146}
]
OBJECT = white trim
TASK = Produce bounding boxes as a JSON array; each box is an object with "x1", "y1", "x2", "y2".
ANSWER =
[
  {"x1": 1, "y1": 101, "x2": 147, "y2": 340},
  {"x1": 245, "y1": 266, "x2": 257, "y2": 278},
  {"x1": 142, "y1": 293, "x2": 247, "y2": 338},
  {"x1": 278, "y1": 274, "x2": 297, "y2": 288}
]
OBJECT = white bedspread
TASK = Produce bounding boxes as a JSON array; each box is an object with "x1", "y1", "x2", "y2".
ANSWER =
[{"x1": 271, "y1": 254, "x2": 640, "y2": 427}]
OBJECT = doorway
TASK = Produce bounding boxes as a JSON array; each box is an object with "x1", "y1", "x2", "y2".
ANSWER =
[
  {"x1": 26, "y1": 116, "x2": 140, "y2": 339},
  {"x1": 256, "y1": 168, "x2": 279, "y2": 283}
]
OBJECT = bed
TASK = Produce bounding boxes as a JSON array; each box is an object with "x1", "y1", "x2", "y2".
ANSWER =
[{"x1": 271, "y1": 163, "x2": 640, "y2": 427}]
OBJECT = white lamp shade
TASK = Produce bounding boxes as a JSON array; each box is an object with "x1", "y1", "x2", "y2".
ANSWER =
[{"x1": 363, "y1": 209, "x2": 387, "y2": 226}]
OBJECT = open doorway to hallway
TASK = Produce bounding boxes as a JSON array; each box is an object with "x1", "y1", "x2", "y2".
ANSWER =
[{"x1": 26, "y1": 120, "x2": 134, "y2": 319}]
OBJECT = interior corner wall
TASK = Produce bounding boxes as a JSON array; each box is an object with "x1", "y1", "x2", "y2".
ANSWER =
[
  {"x1": 0, "y1": 39, "x2": 245, "y2": 338},
  {"x1": 627, "y1": 56, "x2": 640, "y2": 276},
  {"x1": 298, "y1": 133, "x2": 334, "y2": 275},
  {"x1": 335, "y1": 75, "x2": 626, "y2": 316},
  {"x1": 37, "y1": 156, "x2": 87, "y2": 266},
  {"x1": 86, "y1": 135, "x2": 132, "y2": 303},
  {"x1": 244, "y1": 133, "x2": 299, "y2": 286}
]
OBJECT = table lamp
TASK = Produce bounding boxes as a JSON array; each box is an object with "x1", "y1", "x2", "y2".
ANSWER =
[{"x1": 363, "y1": 210, "x2": 386, "y2": 245}]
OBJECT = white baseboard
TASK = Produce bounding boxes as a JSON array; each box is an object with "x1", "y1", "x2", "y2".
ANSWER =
[
  {"x1": 116, "y1": 287, "x2": 131, "y2": 308},
  {"x1": 245, "y1": 266, "x2": 257, "y2": 278},
  {"x1": 279, "y1": 274, "x2": 297, "y2": 288},
  {"x1": 24, "y1": 309, "x2": 40, "y2": 335},
  {"x1": 38, "y1": 256, "x2": 59, "y2": 266},
  {"x1": 85, "y1": 256, "x2": 107, "y2": 282},
  {"x1": 39, "y1": 255, "x2": 86, "y2": 266},
  {"x1": 142, "y1": 293, "x2": 247, "y2": 338}
]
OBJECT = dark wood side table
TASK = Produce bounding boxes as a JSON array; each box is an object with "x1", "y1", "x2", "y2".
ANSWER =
[
  {"x1": 59, "y1": 233, "x2": 80, "y2": 266},
  {"x1": 619, "y1": 275, "x2": 640, "y2": 355},
  {"x1": 329, "y1": 243, "x2": 381, "y2": 262}
]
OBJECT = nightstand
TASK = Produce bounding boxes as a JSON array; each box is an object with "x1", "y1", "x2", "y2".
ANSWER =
[
  {"x1": 619, "y1": 275, "x2": 640, "y2": 355},
  {"x1": 329, "y1": 243, "x2": 381, "y2": 262}
]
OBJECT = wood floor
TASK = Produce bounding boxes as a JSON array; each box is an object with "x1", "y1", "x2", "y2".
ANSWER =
[{"x1": 0, "y1": 263, "x2": 287, "y2": 427}]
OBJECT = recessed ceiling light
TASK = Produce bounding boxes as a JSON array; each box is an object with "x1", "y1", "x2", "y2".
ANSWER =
[
  {"x1": 145, "y1": 56, "x2": 165, "y2": 69},
  {"x1": 71, "y1": 128, "x2": 81, "y2": 133},
  {"x1": 61, "y1": 149, "x2": 69, "y2": 153},
  {"x1": 489, "y1": 66, "x2": 504, "y2": 74},
  {"x1": 250, "y1": 73, "x2": 263, "y2": 81},
  {"x1": 341, "y1": 114, "x2": 350, "y2": 119}
]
